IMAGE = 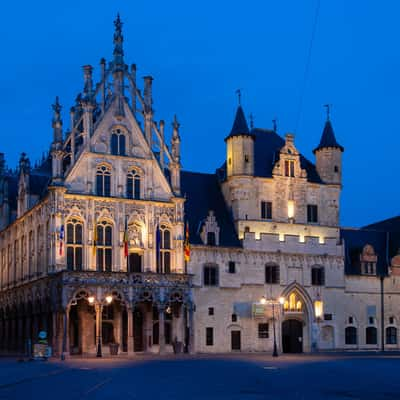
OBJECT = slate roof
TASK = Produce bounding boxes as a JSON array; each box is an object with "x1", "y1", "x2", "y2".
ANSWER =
[
  {"x1": 313, "y1": 120, "x2": 344, "y2": 153},
  {"x1": 340, "y1": 228, "x2": 389, "y2": 276},
  {"x1": 219, "y1": 127, "x2": 324, "y2": 184},
  {"x1": 224, "y1": 106, "x2": 252, "y2": 141},
  {"x1": 180, "y1": 170, "x2": 241, "y2": 247}
]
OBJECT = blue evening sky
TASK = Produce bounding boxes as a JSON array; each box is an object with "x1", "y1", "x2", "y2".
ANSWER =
[{"x1": 0, "y1": 0, "x2": 398, "y2": 227}]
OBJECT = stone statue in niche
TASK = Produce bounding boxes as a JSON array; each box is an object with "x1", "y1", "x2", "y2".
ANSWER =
[{"x1": 128, "y1": 223, "x2": 143, "y2": 247}]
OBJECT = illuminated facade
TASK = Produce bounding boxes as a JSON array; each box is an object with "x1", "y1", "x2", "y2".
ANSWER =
[{"x1": 1, "y1": 17, "x2": 400, "y2": 357}]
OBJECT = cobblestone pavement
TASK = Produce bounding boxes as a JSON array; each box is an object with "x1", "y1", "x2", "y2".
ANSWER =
[{"x1": 0, "y1": 353, "x2": 400, "y2": 399}]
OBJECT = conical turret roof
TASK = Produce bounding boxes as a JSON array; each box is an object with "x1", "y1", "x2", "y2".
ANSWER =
[
  {"x1": 225, "y1": 106, "x2": 253, "y2": 141},
  {"x1": 313, "y1": 120, "x2": 344, "y2": 153}
]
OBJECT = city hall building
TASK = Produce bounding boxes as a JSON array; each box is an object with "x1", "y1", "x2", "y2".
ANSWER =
[{"x1": 0, "y1": 17, "x2": 400, "y2": 357}]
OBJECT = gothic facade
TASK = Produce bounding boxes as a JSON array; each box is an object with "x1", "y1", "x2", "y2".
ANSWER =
[{"x1": 1, "y1": 17, "x2": 400, "y2": 357}]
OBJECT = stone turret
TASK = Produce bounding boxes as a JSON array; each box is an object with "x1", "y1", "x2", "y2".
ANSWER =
[
  {"x1": 313, "y1": 115, "x2": 344, "y2": 186},
  {"x1": 50, "y1": 97, "x2": 64, "y2": 184},
  {"x1": 225, "y1": 105, "x2": 254, "y2": 177},
  {"x1": 170, "y1": 115, "x2": 181, "y2": 195}
]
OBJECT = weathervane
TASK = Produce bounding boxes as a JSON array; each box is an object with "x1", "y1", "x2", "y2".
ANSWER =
[
  {"x1": 235, "y1": 89, "x2": 242, "y2": 106},
  {"x1": 324, "y1": 104, "x2": 331, "y2": 121},
  {"x1": 272, "y1": 118, "x2": 277, "y2": 132}
]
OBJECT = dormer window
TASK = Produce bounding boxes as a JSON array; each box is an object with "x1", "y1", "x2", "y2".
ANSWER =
[
  {"x1": 126, "y1": 168, "x2": 141, "y2": 199},
  {"x1": 200, "y1": 211, "x2": 220, "y2": 246},
  {"x1": 284, "y1": 160, "x2": 295, "y2": 177},
  {"x1": 96, "y1": 164, "x2": 111, "y2": 196},
  {"x1": 360, "y1": 244, "x2": 377, "y2": 276},
  {"x1": 111, "y1": 129, "x2": 126, "y2": 156}
]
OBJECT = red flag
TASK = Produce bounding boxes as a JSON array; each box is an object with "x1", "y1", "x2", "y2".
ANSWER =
[
  {"x1": 184, "y1": 222, "x2": 190, "y2": 262},
  {"x1": 124, "y1": 218, "x2": 129, "y2": 258}
]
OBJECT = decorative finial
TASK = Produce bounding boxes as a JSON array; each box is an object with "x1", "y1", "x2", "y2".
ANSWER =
[
  {"x1": 52, "y1": 96, "x2": 61, "y2": 116},
  {"x1": 249, "y1": 113, "x2": 254, "y2": 130},
  {"x1": 113, "y1": 14, "x2": 124, "y2": 67},
  {"x1": 324, "y1": 104, "x2": 331, "y2": 121},
  {"x1": 173, "y1": 115, "x2": 180, "y2": 132},
  {"x1": 272, "y1": 118, "x2": 277, "y2": 132},
  {"x1": 235, "y1": 89, "x2": 242, "y2": 106}
]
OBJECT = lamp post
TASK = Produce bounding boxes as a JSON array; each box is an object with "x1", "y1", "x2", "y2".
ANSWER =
[
  {"x1": 88, "y1": 294, "x2": 113, "y2": 358},
  {"x1": 260, "y1": 296, "x2": 285, "y2": 357}
]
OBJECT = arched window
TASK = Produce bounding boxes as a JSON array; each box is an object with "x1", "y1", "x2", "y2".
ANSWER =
[
  {"x1": 366, "y1": 326, "x2": 377, "y2": 345},
  {"x1": 110, "y1": 129, "x2": 126, "y2": 156},
  {"x1": 284, "y1": 293, "x2": 302, "y2": 312},
  {"x1": 96, "y1": 164, "x2": 111, "y2": 196},
  {"x1": 345, "y1": 326, "x2": 357, "y2": 345},
  {"x1": 126, "y1": 168, "x2": 141, "y2": 199},
  {"x1": 311, "y1": 266, "x2": 325, "y2": 286},
  {"x1": 386, "y1": 326, "x2": 397, "y2": 345},
  {"x1": 265, "y1": 263, "x2": 280, "y2": 284},
  {"x1": 97, "y1": 221, "x2": 112, "y2": 272},
  {"x1": 66, "y1": 219, "x2": 83, "y2": 271},
  {"x1": 157, "y1": 225, "x2": 171, "y2": 274}
]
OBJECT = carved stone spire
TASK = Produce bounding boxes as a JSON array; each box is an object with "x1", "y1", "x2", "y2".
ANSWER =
[
  {"x1": 170, "y1": 115, "x2": 181, "y2": 195},
  {"x1": 52, "y1": 96, "x2": 63, "y2": 144},
  {"x1": 113, "y1": 14, "x2": 124, "y2": 68}
]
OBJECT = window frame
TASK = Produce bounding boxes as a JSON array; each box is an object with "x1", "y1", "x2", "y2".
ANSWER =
[
  {"x1": 307, "y1": 204, "x2": 318, "y2": 223},
  {"x1": 258, "y1": 323, "x2": 269, "y2": 339},
  {"x1": 110, "y1": 129, "x2": 126, "y2": 156},
  {"x1": 261, "y1": 201, "x2": 272, "y2": 220},
  {"x1": 366, "y1": 326, "x2": 377, "y2": 345},
  {"x1": 386, "y1": 326, "x2": 397, "y2": 345},
  {"x1": 311, "y1": 266, "x2": 325, "y2": 286},
  {"x1": 206, "y1": 327, "x2": 214, "y2": 346},
  {"x1": 126, "y1": 168, "x2": 141, "y2": 199},
  {"x1": 345, "y1": 326, "x2": 357, "y2": 345},
  {"x1": 96, "y1": 164, "x2": 111, "y2": 197},
  {"x1": 203, "y1": 264, "x2": 219, "y2": 286},
  {"x1": 96, "y1": 221, "x2": 113, "y2": 272},
  {"x1": 265, "y1": 263, "x2": 280, "y2": 284},
  {"x1": 66, "y1": 219, "x2": 84, "y2": 271}
]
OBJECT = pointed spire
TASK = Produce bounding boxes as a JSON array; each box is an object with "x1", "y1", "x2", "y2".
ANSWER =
[
  {"x1": 313, "y1": 109, "x2": 344, "y2": 154},
  {"x1": 113, "y1": 14, "x2": 124, "y2": 68},
  {"x1": 225, "y1": 106, "x2": 253, "y2": 141}
]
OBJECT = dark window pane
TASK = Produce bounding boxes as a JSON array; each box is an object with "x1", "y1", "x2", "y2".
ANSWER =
[
  {"x1": 206, "y1": 327, "x2": 213, "y2": 346},
  {"x1": 111, "y1": 134, "x2": 118, "y2": 155},
  {"x1": 75, "y1": 247, "x2": 83, "y2": 270},
  {"x1": 134, "y1": 177, "x2": 140, "y2": 199},
  {"x1": 228, "y1": 261, "x2": 236, "y2": 274},
  {"x1": 104, "y1": 175, "x2": 111, "y2": 196},
  {"x1": 97, "y1": 226, "x2": 103, "y2": 246},
  {"x1": 126, "y1": 176, "x2": 133, "y2": 198},
  {"x1": 75, "y1": 224, "x2": 83, "y2": 244},
  {"x1": 386, "y1": 327, "x2": 397, "y2": 345},
  {"x1": 105, "y1": 249, "x2": 112, "y2": 271},
  {"x1": 207, "y1": 232, "x2": 216, "y2": 246},
  {"x1": 163, "y1": 230, "x2": 171, "y2": 249},
  {"x1": 67, "y1": 247, "x2": 74, "y2": 270},
  {"x1": 290, "y1": 161, "x2": 295, "y2": 177},
  {"x1": 258, "y1": 323, "x2": 269, "y2": 339},
  {"x1": 165, "y1": 322, "x2": 171, "y2": 344},
  {"x1": 366, "y1": 327, "x2": 377, "y2": 345},
  {"x1": 284, "y1": 160, "x2": 289, "y2": 177},
  {"x1": 153, "y1": 322, "x2": 159, "y2": 345},
  {"x1": 163, "y1": 252, "x2": 171, "y2": 274},
  {"x1": 105, "y1": 226, "x2": 112, "y2": 246},
  {"x1": 96, "y1": 174, "x2": 103, "y2": 196},
  {"x1": 119, "y1": 135, "x2": 126, "y2": 156},
  {"x1": 97, "y1": 248, "x2": 104, "y2": 272},
  {"x1": 66, "y1": 224, "x2": 74, "y2": 244},
  {"x1": 345, "y1": 327, "x2": 357, "y2": 345},
  {"x1": 266, "y1": 265, "x2": 279, "y2": 284}
]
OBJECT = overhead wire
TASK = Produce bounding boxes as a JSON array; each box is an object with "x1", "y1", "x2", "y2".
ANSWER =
[{"x1": 294, "y1": 0, "x2": 321, "y2": 133}]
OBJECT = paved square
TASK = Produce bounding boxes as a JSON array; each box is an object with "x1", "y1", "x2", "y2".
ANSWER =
[{"x1": 0, "y1": 353, "x2": 399, "y2": 400}]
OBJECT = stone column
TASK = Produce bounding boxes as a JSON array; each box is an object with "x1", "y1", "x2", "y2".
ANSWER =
[
  {"x1": 65, "y1": 308, "x2": 70, "y2": 356},
  {"x1": 158, "y1": 307, "x2": 165, "y2": 354},
  {"x1": 25, "y1": 316, "x2": 32, "y2": 356},
  {"x1": 4, "y1": 319, "x2": 9, "y2": 352},
  {"x1": 51, "y1": 312, "x2": 58, "y2": 354},
  {"x1": 17, "y1": 318, "x2": 24, "y2": 353},
  {"x1": 127, "y1": 307, "x2": 134, "y2": 354},
  {"x1": 95, "y1": 304, "x2": 103, "y2": 357},
  {"x1": 188, "y1": 305, "x2": 195, "y2": 354}
]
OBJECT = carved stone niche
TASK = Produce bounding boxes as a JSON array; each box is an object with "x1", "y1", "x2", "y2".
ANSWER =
[
  {"x1": 128, "y1": 223, "x2": 143, "y2": 248},
  {"x1": 200, "y1": 210, "x2": 220, "y2": 246}
]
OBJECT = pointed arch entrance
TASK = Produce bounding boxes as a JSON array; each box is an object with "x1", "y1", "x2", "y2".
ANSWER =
[{"x1": 280, "y1": 283, "x2": 313, "y2": 353}]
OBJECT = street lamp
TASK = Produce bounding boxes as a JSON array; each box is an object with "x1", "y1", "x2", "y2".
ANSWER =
[
  {"x1": 87, "y1": 295, "x2": 113, "y2": 358},
  {"x1": 260, "y1": 295, "x2": 285, "y2": 357}
]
